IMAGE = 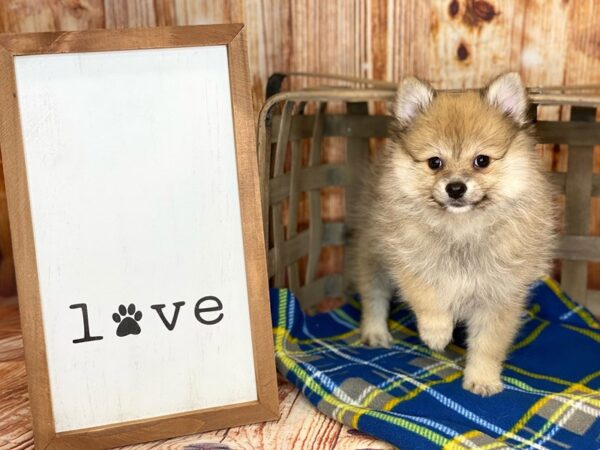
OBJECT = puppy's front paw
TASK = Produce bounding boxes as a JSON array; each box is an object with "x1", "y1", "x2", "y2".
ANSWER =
[
  {"x1": 419, "y1": 322, "x2": 453, "y2": 352},
  {"x1": 462, "y1": 372, "x2": 503, "y2": 397},
  {"x1": 361, "y1": 326, "x2": 393, "y2": 348}
]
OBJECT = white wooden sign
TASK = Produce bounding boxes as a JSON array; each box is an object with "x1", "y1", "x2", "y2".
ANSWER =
[{"x1": 0, "y1": 25, "x2": 277, "y2": 449}]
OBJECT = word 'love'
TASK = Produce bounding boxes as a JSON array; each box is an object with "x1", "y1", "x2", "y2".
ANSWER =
[{"x1": 69, "y1": 296, "x2": 223, "y2": 344}]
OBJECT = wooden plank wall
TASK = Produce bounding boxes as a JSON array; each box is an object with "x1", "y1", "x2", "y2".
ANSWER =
[{"x1": 0, "y1": 0, "x2": 598, "y2": 297}]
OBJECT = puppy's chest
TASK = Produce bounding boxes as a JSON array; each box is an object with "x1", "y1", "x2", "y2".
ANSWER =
[
  {"x1": 398, "y1": 235, "x2": 499, "y2": 292},
  {"x1": 431, "y1": 240, "x2": 489, "y2": 273}
]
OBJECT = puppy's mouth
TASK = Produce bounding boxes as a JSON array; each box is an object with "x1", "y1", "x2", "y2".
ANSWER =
[{"x1": 432, "y1": 196, "x2": 489, "y2": 213}]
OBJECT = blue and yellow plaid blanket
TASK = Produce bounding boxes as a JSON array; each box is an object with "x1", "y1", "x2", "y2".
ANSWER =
[{"x1": 271, "y1": 278, "x2": 600, "y2": 449}]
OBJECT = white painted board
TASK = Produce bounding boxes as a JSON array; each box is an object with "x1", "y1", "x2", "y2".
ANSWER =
[{"x1": 14, "y1": 45, "x2": 258, "y2": 432}]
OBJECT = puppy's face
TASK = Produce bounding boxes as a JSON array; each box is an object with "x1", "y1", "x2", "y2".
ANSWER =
[{"x1": 390, "y1": 73, "x2": 534, "y2": 216}]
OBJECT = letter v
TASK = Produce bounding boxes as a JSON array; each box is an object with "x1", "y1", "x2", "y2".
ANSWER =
[{"x1": 151, "y1": 302, "x2": 185, "y2": 331}]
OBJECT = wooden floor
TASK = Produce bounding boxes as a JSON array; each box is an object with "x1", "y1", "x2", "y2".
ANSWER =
[{"x1": 0, "y1": 297, "x2": 393, "y2": 450}]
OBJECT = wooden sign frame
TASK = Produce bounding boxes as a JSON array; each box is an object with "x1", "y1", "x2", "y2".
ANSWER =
[{"x1": 0, "y1": 24, "x2": 278, "y2": 449}]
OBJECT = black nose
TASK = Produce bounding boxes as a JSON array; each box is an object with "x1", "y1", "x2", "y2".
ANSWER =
[{"x1": 446, "y1": 182, "x2": 467, "y2": 199}]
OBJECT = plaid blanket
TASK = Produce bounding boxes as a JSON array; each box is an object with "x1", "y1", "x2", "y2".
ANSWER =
[{"x1": 271, "y1": 278, "x2": 600, "y2": 449}]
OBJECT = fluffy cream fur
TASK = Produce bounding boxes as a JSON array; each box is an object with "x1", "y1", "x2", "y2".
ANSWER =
[{"x1": 350, "y1": 73, "x2": 556, "y2": 396}]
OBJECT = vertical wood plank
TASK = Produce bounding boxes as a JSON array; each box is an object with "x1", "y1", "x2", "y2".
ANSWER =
[
  {"x1": 561, "y1": 107, "x2": 596, "y2": 303},
  {"x1": 344, "y1": 102, "x2": 370, "y2": 291},
  {"x1": 153, "y1": 0, "x2": 176, "y2": 26},
  {"x1": 272, "y1": 101, "x2": 295, "y2": 287},
  {"x1": 287, "y1": 140, "x2": 302, "y2": 294},
  {"x1": 370, "y1": 0, "x2": 387, "y2": 81},
  {"x1": 387, "y1": 0, "x2": 431, "y2": 81},
  {"x1": 518, "y1": 0, "x2": 570, "y2": 86},
  {"x1": 154, "y1": 0, "x2": 239, "y2": 26},
  {"x1": 103, "y1": 0, "x2": 156, "y2": 28},
  {"x1": 242, "y1": 0, "x2": 293, "y2": 112},
  {"x1": 306, "y1": 103, "x2": 327, "y2": 284}
]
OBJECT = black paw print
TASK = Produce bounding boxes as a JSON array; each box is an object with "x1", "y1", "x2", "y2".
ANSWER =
[{"x1": 113, "y1": 304, "x2": 142, "y2": 337}]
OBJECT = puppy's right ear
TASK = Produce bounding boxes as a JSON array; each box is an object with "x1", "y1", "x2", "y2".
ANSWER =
[{"x1": 393, "y1": 77, "x2": 434, "y2": 127}]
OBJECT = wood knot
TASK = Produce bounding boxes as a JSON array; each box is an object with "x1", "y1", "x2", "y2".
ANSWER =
[
  {"x1": 463, "y1": 0, "x2": 498, "y2": 27},
  {"x1": 457, "y1": 42, "x2": 470, "y2": 61},
  {"x1": 184, "y1": 444, "x2": 232, "y2": 450},
  {"x1": 473, "y1": 0, "x2": 497, "y2": 20},
  {"x1": 449, "y1": 0, "x2": 460, "y2": 17}
]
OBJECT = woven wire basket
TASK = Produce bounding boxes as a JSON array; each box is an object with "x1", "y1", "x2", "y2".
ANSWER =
[{"x1": 257, "y1": 75, "x2": 600, "y2": 315}]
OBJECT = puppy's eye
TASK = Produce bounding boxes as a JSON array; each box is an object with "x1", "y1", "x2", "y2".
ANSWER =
[
  {"x1": 474, "y1": 154, "x2": 490, "y2": 168},
  {"x1": 427, "y1": 157, "x2": 443, "y2": 170}
]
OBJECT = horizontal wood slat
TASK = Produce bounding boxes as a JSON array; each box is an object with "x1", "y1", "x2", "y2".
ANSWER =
[
  {"x1": 271, "y1": 115, "x2": 600, "y2": 146},
  {"x1": 297, "y1": 274, "x2": 344, "y2": 309},
  {"x1": 267, "y1": 230, "x2": 309, "y2": 276},
  {"x1": 556, "y1": 236, "x2": 600, "y2": 262},
  {"x1": 271, "y1": 115, "x2": 390, "y2": 141},
  {"x1": 267, "y1": 222, "x2": 347, "y2": 278},
  {"x1": 542, "y1": 172, "x2": 600, "y2": 196},
  {"x1": 535, "y1": 121, "x2": 600, "y2": 145},
  {"x1": 269, "y1": 165, "x2": 351, "y2": 204}
]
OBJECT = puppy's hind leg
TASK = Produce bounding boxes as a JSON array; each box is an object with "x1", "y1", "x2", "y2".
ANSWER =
[{"x1": 357, "y1": 262, "x2": 394, "y2": 348}]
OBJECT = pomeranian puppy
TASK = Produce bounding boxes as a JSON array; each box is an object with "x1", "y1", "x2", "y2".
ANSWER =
[{"x1": 351, "y1": 73, "x2": 556, "y2": 396}]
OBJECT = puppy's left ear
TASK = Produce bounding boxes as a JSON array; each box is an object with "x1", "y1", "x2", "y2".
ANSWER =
[{"x1": 484, "y1": 72, "x2": 529, "y2": 125}]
